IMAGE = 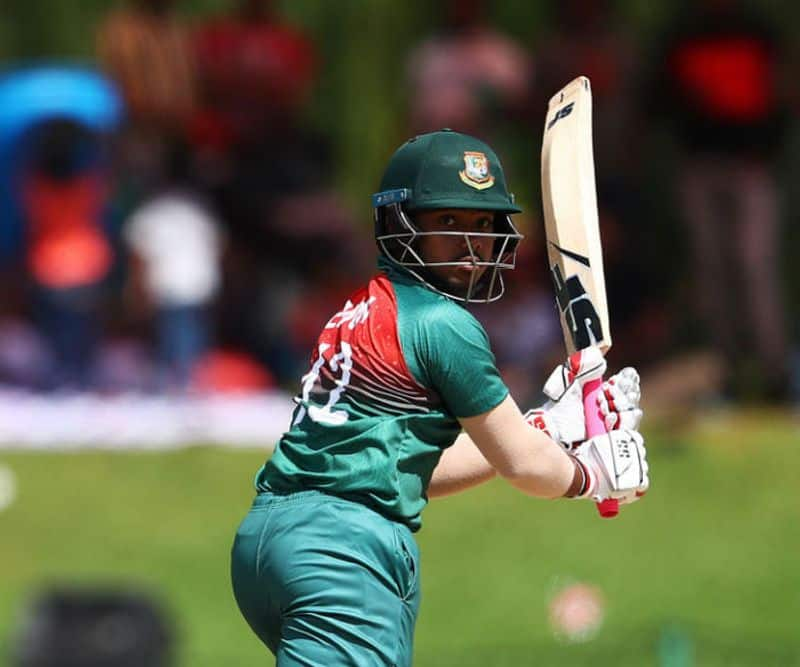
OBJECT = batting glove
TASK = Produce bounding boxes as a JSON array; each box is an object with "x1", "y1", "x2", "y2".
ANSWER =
[
  {"x1": 572, "y1": 429, "x2": 649, "y2": 504},
  {"x1": 524, "y1": 347, "x2": 605, "y2": 449},
  {"x1": 598, "y1": 367, "x2": 642, "y2": 431},
  {"x1": 525, "y1": 350, "x2": 645, "y2": 451}
]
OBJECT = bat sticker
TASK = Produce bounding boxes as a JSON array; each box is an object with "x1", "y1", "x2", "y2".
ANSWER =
[
  {"x1": 548, "y1": 241, "x2": 591, "y2": 268},
  {"x1": 546, "y1": 102, "x2": 575, "y2": 130},
  {"x1": 551, "y1": 265, "x2": 604, "y2": 350}
]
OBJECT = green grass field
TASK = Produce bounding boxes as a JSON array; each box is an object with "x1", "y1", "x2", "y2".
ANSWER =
[{"x1": 1, "y1": 411, "x2": 798, "y2": 666}]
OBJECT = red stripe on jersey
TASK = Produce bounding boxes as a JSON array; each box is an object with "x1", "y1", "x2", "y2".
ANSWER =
[{"x1": 309, "y1": 274, "x2": 432, "y2": 414}]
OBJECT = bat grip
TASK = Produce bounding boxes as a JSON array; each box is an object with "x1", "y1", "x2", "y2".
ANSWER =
[{"x1": 583, "y1": 377, "x2": 619, "y2": 518}]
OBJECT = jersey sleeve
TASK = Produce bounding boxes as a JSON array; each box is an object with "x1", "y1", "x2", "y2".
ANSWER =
[{"x1": 413, "y1": 301, "x2": 509, "y2": 418}]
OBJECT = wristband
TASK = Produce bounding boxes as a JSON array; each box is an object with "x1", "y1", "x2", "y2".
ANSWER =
[{"x1": 564, "y1": 455, "x2": 589, "y2": 498}]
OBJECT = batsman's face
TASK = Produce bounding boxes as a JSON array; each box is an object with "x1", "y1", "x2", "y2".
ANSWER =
[{"x1": 414, "y1": 208, "x2": 496, "y2": 291}]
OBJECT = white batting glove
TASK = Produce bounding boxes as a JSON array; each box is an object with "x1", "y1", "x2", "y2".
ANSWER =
[
  {"x1": 526, "y1": 353, "x2": 644, "y2": 451},
  {"x1": 573, "y1": 429, "x2": 649, "y2": 505},
  {"x1": 524, "y1": 347, "x2": 606, "y2": 450},
  {"x1": 598, "y1": 367, "x2": 642, "y2": 431}
]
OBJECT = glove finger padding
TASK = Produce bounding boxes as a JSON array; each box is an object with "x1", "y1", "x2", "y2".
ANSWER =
[
  {"x1": 598, "y1": 367, "x2": 642, "y2": 431},
  {"x1": 576, "y1": 429, "x2": 649, "y2": 505},
  {"x1": 611, "y1": 367, "x2": 641, "y2": 396}
]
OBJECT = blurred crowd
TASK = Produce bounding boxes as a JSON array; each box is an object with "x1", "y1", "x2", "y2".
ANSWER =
[{"x1": 0, "y1": 0, "x2": 797, "y2": 408}]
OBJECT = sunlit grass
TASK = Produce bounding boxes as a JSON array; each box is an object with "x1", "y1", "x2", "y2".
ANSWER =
[{"x1": 0, "y1": 413, "x2": 798, "y2": 666}]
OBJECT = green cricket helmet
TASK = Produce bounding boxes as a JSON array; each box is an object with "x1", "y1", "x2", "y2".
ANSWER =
[{"x1": 373, "y1": 129, "x2": 523, "y2": 303}]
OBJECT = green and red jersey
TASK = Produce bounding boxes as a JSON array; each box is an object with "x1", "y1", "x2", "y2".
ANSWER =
[{"x1": 257, "y1": 262, "x2": 508, "y2": 530}]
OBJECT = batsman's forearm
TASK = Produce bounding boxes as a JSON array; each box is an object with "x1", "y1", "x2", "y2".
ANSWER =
[
  {"x1": 428, "y1": 432, "x2": 497, "y2": 498},
  {"x1": 459, "y1": 394, "x2": 576, "y2": 499},
  {"x1": 501, "y1": 428, "x2": 576, "y2": 498}
]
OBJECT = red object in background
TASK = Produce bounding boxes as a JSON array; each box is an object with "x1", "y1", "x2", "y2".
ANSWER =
[
  {"x1": 187, "y1": 109, "x2": 238, "y2": 153},
  {"x1": 194, "y1": 18, "x2": 316, "y2": 120},
  {"x1": 672, "y1": 38, "x2": 775, "y2": 121},
  {"x1": 24, "y1": 176, "x2": 113, "y2": 289},
  {"x1": 191, "y1": 349, "x2": 275, "y2": 394}
]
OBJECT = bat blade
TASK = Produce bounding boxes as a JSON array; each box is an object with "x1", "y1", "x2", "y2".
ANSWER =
[
  {"x1": 541, "y1": 76, "x2": 611, "y2": 356},
  {"x1": 541, "y1": 76, "x2": 618, "y2": 518}
]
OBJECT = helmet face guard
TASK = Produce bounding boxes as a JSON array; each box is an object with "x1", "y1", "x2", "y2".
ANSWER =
[{"x1": 373, "y1": 188, "x2": 523, "y2": 303}]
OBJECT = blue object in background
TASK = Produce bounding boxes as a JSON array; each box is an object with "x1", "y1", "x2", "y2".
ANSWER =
[{"x1": 0, "y1": 65, "x2": 123, "y2": 263}]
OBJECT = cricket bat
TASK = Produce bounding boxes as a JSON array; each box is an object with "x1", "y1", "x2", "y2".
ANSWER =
[{"x1": 540, "y1": 76, "x2": 618, "y2": 518}]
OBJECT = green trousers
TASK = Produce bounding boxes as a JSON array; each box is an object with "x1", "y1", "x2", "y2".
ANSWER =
[{"x1": 231, "y1": 490, "x2": 421, "y2": 666}]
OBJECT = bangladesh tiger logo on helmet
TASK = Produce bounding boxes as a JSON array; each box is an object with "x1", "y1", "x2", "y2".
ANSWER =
[{"x1": 459, "y1": 151, "x2": 495, "y2": 190}]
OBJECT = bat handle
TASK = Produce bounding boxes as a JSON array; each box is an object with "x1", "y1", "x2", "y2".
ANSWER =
[{"x1": 582, "y1": 377, "x2": 619, "y2": 519}]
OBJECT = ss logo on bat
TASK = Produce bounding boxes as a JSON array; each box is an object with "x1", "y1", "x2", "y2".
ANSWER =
[
  {"x1": 551, "y1": 265, "x2": 603, "y2": 350},
  {"x1": 547, "y1": 102, "x2": 575, "y2": 130}
]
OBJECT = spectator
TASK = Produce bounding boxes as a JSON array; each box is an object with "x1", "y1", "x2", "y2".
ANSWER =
[
  {"x1": 97, "y1": 0, "x2": 197, "y2": 205},
  {"x1": 192, "y1": 0, "x2": 317, "y2": 147},
  {"x1": 21, "y1": 119, "x2": 114, "y2": 390},
  {"x1": 191, "y1": 0, "x2": 324, "y2": 232},
  {"x1": 191, "y1": 0, "x2": 323, "y2": 213},
  {"x1": 96, "y1": 0, "x2": 195, "y2": 131},
  {"x1": 648, "y1": 0, "x2": 792, "y2": 400},
  {"x1": 405, "y1": 0, "x2": 533, "y2": 138},
  {"x1": 0, "y1": 66, "x2": 122, "y2": 270},
  {"x1": 123, "y1": 145, "x2": 223, "y2": 391}
]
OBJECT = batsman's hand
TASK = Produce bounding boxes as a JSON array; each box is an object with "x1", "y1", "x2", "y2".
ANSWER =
[
  {"x1": 573, "y1": 429, "x2": 649, "y2": 505},
  {"x1": 524, "y1": 347, "x2": 605, "y2": 448},
  {"x1": 525, "y1": 348, "x2": 644, "y2": 450}
]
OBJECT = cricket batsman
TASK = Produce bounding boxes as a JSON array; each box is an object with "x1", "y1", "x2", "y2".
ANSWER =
[{"x1": 231, "y1": 129, "x2": 649, "y2": 665}]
